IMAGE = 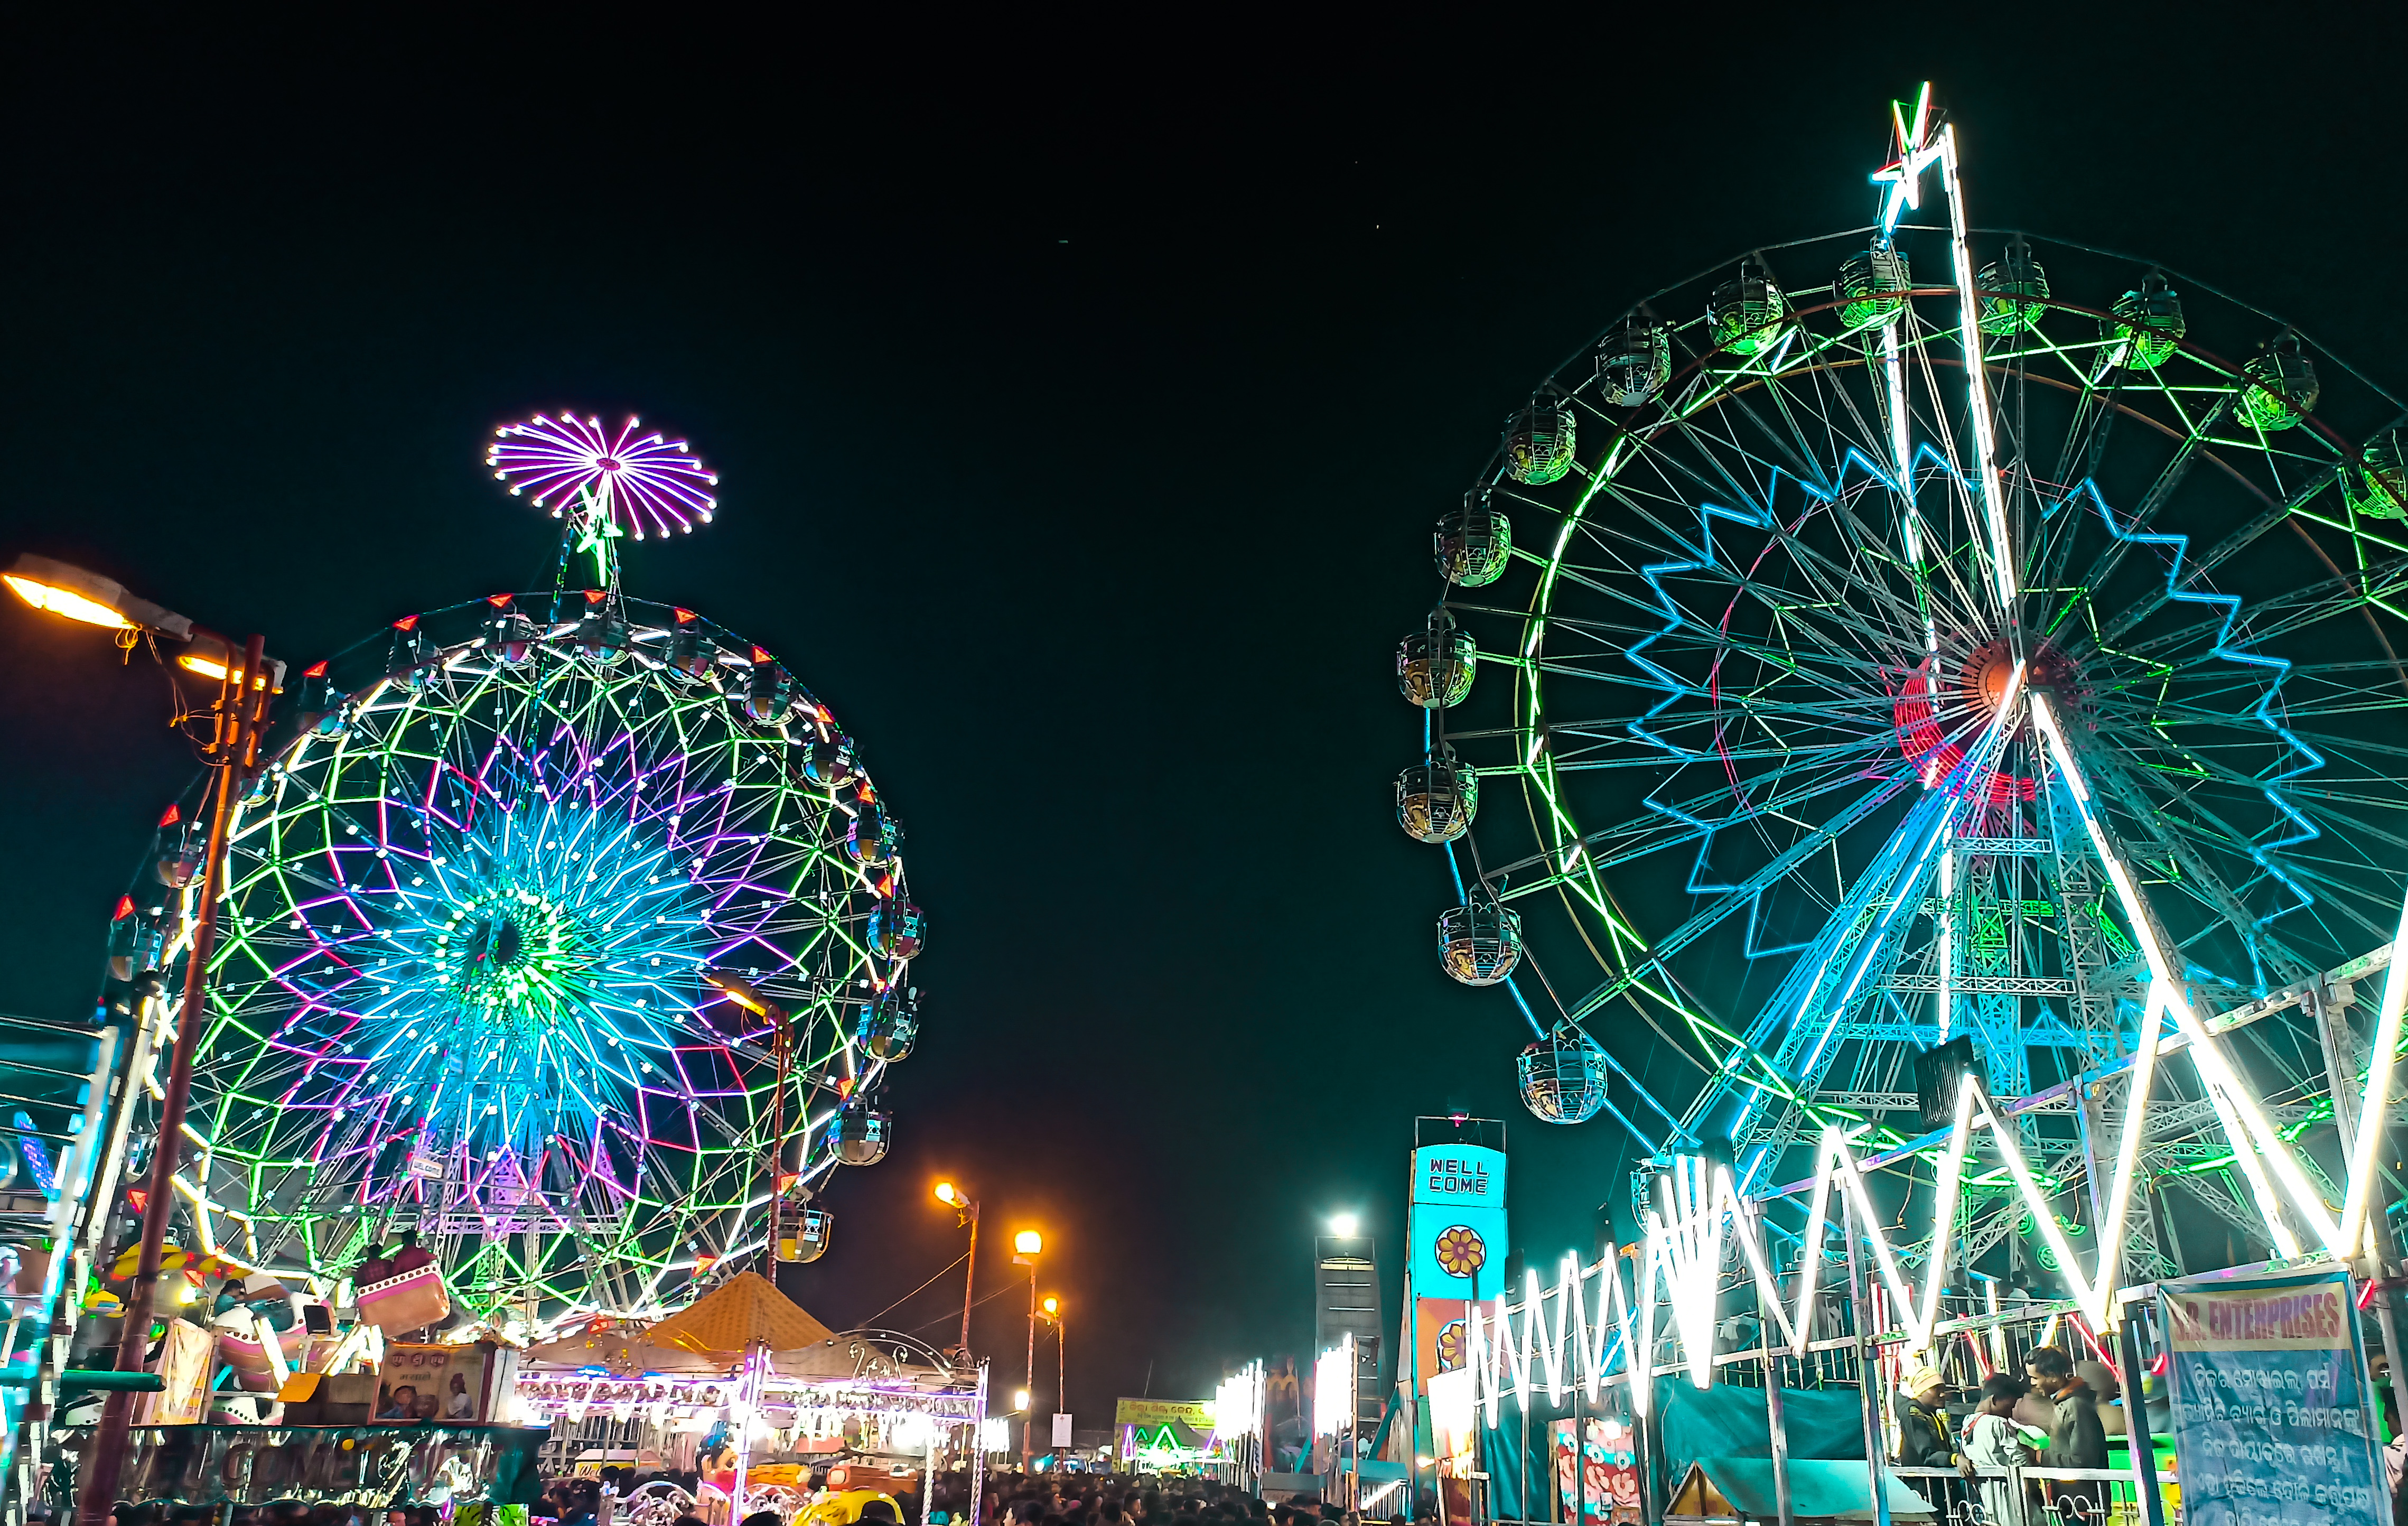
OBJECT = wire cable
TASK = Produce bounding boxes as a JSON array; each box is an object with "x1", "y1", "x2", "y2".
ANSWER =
[{"x1": 857, "y1": 1249, "x2": 969, "y2": 1329}]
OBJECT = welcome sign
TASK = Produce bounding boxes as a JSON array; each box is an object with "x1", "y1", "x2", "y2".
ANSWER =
[{"x1": 1410, "y1": 1144, "x2": 1507, "y2": 1302}]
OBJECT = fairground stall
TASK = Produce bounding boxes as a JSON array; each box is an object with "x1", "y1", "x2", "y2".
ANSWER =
[
  {"x1": 517, "y1": 1274, "x2": 982, "y2": 1525},
  {"x1": 1388, "y1": 80, "x2": 2408, "y2": 1526}
]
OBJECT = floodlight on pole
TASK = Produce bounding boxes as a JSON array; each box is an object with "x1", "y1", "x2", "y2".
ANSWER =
[
  {"x1": 704, "y1": 967, "x2": 778, "y2": 1017},
  {"x1": 4, "y1": 553, "x2": 193, "y2": 636},
  {"x1": 176, "y1": 632, "x2": 286, "y2": 692},
  {"x1": 1042, "y1": 1294, "x2": 1066, "y2": 1432},
  {"x1": 1329, "y1": 1213, "x2": 1360, "y2": 1237},
  {"x1": 12, "y1": 554, "x2": 293, "y2": 1526}
]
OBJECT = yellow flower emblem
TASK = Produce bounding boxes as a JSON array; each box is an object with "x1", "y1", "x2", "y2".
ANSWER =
[{"x1": 1434, "y1": 1224, "x2": 1488, "y2": 1279}]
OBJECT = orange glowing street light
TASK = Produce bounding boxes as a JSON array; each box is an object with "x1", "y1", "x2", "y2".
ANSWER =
[
  {"x1": 1013, "y1": 1229, "x2": 1043, "y2": 1261},
  {"x1": 4, "y1": 554, "x2": 187, "y2": 633},
  {"x1": 933, "y1": 1180, "x2": 981, "y2": 1357},
  {"x1": 1040, "y1": 1295, "x2": 1067, "y2": 1434},
  {"x1": 703, "y1": 967, "x2": 778, "y2": 1017}
]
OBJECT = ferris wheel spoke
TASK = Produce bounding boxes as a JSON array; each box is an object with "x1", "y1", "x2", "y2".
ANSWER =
[
  {"x1": 1556, "y1": 774, "x2": 1920, "y2": 1023},
  {"x1": 2096, "y1": 480, "x2": 2342, "y2": 646},
  {"x1": 2082, "y1": 762, "x2": 2324, "y2": 982}
]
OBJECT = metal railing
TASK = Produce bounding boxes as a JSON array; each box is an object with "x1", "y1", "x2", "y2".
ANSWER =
[
  {"x1": 50, "y1": 1422, "x2": 550, "y2": 1511},
  {"x1": 1884, "y1": 1463, "x2": 2171, "y2": 1526},
  {"x1": 0, "y1": 1009, "x2": 134, "y2": 1523}
]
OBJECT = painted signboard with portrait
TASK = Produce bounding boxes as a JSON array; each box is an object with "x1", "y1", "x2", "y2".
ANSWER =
[
  {"x1": 1552, "y1": 1417, "x2": 1643, "y2": 1524},
  {"x1": 380, "y1": 1342, "x2": 496, "y2": 1422}
]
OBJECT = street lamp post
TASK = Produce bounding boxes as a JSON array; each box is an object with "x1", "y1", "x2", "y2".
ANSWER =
[
  {"x1": 1012, "y1": 1229, "x2": 1042, "y2": 1474},
  {"x1": 1041, "y1": 1295, "x2": 1063, "y2": 1434},
  {"x1": 7, "y1": 557, "x2": 283, "y2": 1526},
  {"x1": 935, "y1": 1181, "x2": 981, "y2": 1359}
]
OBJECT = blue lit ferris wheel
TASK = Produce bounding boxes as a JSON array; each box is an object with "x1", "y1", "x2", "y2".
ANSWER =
[{"x1": 105, "y1": 418, "x2": 924, "y2": 1328}]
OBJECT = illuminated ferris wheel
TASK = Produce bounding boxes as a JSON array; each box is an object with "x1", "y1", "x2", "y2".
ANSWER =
[
  {"x1": 1400, "y1": 89, "x2": 2408, "y2": 1268},
  {"x1": 110, "y1": 416, "x2": 922, "y2": 1328}
]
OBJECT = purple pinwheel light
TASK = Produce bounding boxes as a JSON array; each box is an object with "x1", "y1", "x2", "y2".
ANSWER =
[{"x1": 487, "y1": 413, "x2": 720, "y2": 538}]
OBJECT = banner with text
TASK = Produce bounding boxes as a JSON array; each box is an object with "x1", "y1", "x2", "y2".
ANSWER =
[
  {"x1": 1408, "y1": 1144, "x2": 1507, "y2": 1304},
  {"x1": 1114, "y1": 1397, "x2": 1216, "y2": 1430},
  {"x1": 2159, "y1": 1268, "x2": 2390, "y2": 1526}
]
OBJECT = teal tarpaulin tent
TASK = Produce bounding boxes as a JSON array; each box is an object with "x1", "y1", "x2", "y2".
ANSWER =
[
  {"x1": 1668, "y1": 1458, "x2": 1937, "y2": 1521},
  {"x1": 1658, "y1": 1381, "x2": 1866, "y2": 1492},
  {"x1": 1473, "y1": 1381, "x2": 1881, "y2": 1519},
  {"x1": 1464, "y1": 1376, "x2": 1878, "y2": 1511}
]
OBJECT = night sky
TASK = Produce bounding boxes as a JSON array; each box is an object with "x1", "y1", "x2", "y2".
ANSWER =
[{"x1": 2, "y1": 12, "x2": 2402, "y2": 1426}]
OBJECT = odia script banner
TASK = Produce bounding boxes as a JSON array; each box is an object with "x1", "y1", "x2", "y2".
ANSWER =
[{"x1": 2160, "y1": 1268, "x2": 2389, "y2": 1526}]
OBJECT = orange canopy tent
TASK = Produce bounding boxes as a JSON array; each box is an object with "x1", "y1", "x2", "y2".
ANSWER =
[{"x1": 644, "y1": 1271, "x2": 839, "y2": 1355}]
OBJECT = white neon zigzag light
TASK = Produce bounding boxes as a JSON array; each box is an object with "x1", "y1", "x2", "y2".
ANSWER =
[
  {"x1": 1467, "y1": 1071, "x2": 2318, "y2": 1429},
  {"x1": 1464, "y1": 771, "x2": 2408, "y2": 1428},
  {"x1": 2030, "y1": 693, "x2": 2355, "y2": 1261}
]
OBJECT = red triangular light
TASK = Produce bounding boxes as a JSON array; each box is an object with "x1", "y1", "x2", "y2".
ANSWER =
[
  {"x1": 486, "y1": 593, "x2": 514, "y2": 609},
  {"x1": 393, "y1": 614, "x2": 420, "y2": 632},
  {"x1": 112, "y1": 895, "x2": 137, "y2": 922},
  {"x1": 673, "y1": 608, "x2": 698, "y2": 625},
  {"x1": 303, "y1": 660, "x2": 329, "y2": 679}
]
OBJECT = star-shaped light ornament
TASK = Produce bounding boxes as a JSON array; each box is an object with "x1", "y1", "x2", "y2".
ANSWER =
[
  {"x1": 1870, "y1": 82, "x2": 1946, "y2": 240},
  {"x1": 487, "y1": 413, "x2": 720, "y2": 586}
]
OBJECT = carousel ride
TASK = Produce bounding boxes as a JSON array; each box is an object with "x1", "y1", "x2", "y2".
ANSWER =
[
  {"x1": 101, "y1": 413, "x2": 927, "y2": 1332},
  {"x1": 1398, "y1": 83, "x2": 2408, "y2": 1294}
]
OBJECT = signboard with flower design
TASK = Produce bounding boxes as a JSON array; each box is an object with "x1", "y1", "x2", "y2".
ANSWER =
[{"x1": 1409, "y1": 1144, "x2": 1507, "y2": 1300}]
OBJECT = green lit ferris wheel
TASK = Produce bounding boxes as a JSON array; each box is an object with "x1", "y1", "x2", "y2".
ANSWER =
[
  {"x1": 108, "y1": 415, "x2": 922, "y2": 1328},
  {"x1": 1400, "y1": 89, "x2": 2408, "y2": 1271}
]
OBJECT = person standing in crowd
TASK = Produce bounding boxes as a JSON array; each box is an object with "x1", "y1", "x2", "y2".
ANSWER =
[
  {"x1": 1894, "y1": 1364, "x2": 1957, "y2": 1468},
  {"x1": 1961, "y1": 1374, "x2": 2038, "y2": 1526},
  {"x1": 1892, "y1": 1364, "x2": 1962, "y2": 1514},
  {"x1": 2026, "y1": 1347, "x2": 2105, "y2": 1517}
]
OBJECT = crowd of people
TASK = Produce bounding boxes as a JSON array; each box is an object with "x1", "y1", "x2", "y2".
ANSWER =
[
  {"x1": 1890, "y1": 1342, "x2": 2408, "y2": 1522},
  {"x1": 970, "y1": 1474, "x2": 1426, "y2": 1526},
  {"x1": 1891, "y1": 1348, "x2": 2108, "y2": 1522},
  {"x1": 66, "y1": 1468, "x2": 1426, "y2": 1526}
]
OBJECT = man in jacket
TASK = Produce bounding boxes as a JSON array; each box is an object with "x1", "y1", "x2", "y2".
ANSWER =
[
  {"x1": 1892, "y1": 1365, "x2": 1962, "y2": 1514},
  {"x1": 2026, "y1": 1347, "x2": 2106, "y2": 1516}
]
